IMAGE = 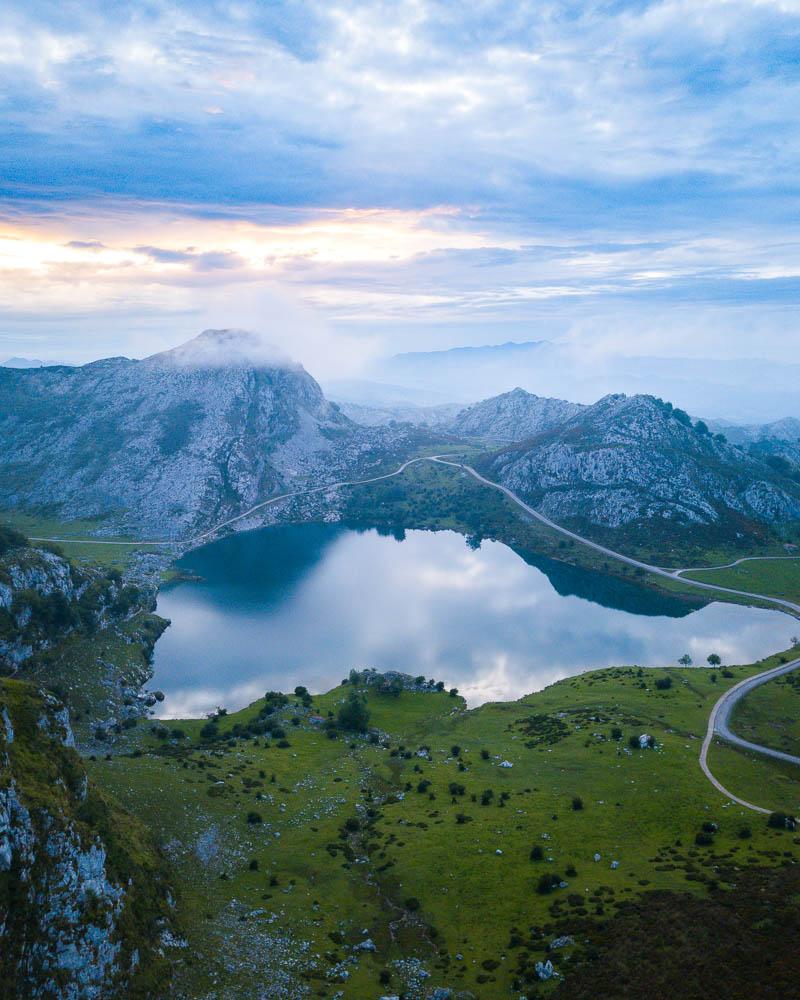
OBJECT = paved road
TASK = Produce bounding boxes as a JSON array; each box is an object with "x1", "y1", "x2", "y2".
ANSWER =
[
  {"x1": 674, "y1": 554, "x2": 800, "y2": 578},
  {"x1": 433, "y1": 459, "x2": 800, "y2": 617},
  {"x1": 699, "y1": 655, "x2": 800, "y2": 814}
]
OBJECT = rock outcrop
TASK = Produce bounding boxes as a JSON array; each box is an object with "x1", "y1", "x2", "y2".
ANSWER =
[
  {"x1": 451, "y1": 387, "x2": 583, "y2": 443},
  {"x1": 477, "y1": 393, "x2": 800, "y2": 546},
  {"x1": 0, "y1": 680, "x2": 174, "y2": 999}
]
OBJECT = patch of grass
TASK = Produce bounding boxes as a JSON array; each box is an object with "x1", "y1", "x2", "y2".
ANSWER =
[
  {"x1": 684, "y1": 557, "x2": 800, "y2": 606},
  {"x1": 88, "y1": 654, "x2": 800, "y2": 999}
]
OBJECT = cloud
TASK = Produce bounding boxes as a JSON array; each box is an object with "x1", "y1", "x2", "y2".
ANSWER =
[{"x1": 0, "y1": 1, "x2": 799, "y2": 368}]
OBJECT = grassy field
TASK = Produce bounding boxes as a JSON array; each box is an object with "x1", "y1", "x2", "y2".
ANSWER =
[
  {"x1": 87, "y1": 649, "x2": 800, "y2": 1000},
  {"x1": 683, "y1": 557, "x2": 800, "y2": 606},
  {"x1": 728, "y1": 667, "x2": 800, "y2": 760}
]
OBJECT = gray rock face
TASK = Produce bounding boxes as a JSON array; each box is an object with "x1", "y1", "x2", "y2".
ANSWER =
[
  {"x1": 479, "y1": 393, "x2": 800, "y2": 537},
  {"x1": 451, "y1": 387, "x2": 583, "y2": 443},
  {"x1": 0, "y1": 541, "x2": 124, "y2": 671},
  {"x1": 1, "y1": 683, "x2": 172, "y2": 998},
  {"x1": 0, "y1": 329, "x2": 412, "y2": 539}
]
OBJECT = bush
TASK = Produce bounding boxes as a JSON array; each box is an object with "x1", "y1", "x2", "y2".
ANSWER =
[
  {"x1": 404, "y1": 897, "x2": 420, "y2": 911},
  {"x1": 417, "y1": 779, "x2": 431, "y2": 793},
  {"x1": 480, "y1": 749, "x2": 490, "y2": 760},
  {"x1": 530, "y1": 845, "x2": 544, "y2": 861},
  {"x1": 246, "y1": 811, "x2": 263, "y2": 824},
  {"x1": 611, "y1": 727, "x2": 623, "y2": 741},
  {"x1": 572, "y1": 796, "x2": 584, "y2": 811},
  {"x1": 337, "y1": 692, "x2": 370, "y2": 732},
  {"x1": 536, "y1": 873, "x2": 562, "y2": 895},
  {"x1": 738, "y1": 826, "x2": 752, "y2": 840},
  {"x1": 767, "y1": 812, "x2": 797, "y2": 831},
  {"x1": 448, "y1": 782, "x2": 465, "y2": 797},
  {"x1": 655, "y1": 677, "x2": 673, "y2": 690},
  {"x1": 294, "y1": 685, "x2": 308, "y2": 697},
  {"x1": 694, "y1": 832, "x2": 714, "y2": 846}
]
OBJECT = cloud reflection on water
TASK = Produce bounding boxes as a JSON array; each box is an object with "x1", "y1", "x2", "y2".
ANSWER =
[{"x1": 153, "y1": 527, "x2": 791, "y2": 719}]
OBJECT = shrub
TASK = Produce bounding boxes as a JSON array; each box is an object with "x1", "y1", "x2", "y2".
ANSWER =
[
  {"x1": 344, "y1": 817, "x2": 360, "y2": 832},
  {"x1": 611, "y1": 727, "x2": 623, "y2": 741},
  {"x1": 404, "y1": 897, "x2": 420, "y2": 911},
  {"x1": 417, "y1": 779, "x2": 431, "y2": 794},
  {"x1": 276, "y1": 739, "x2": 291, "y2": 748},
  {"x1": 248, "y1": 858, "x2": 259, "y2": 871},
  {"x1": 294, "y1": 685, "x2": 308, "y2": 697},
  {"x1": 246, "y1": 811, "x2": 263, "y2": 824},
  {"x1": 451, "y1": 745, "x2": 461, "y2": 757},
  {"x1": 536, "y1": 873, "x2": 562, "y2": 895},
  {"x1": 530, "y1": 845, "x2": 544, "y2": 861},
  {"x1": 767, "y1": 812, "x2": 797, "y2": 831},
  {"x1": 449, "y1": 688, "x2": 459, "y2": 697},
  {"x1": 738, "y1": 826, "x2": 752, "y2": 840},
  {"x1": 480, "y1": 789, "x2": 494, "y2": 806},
  {"x1": 572, "y1": 796, "x2": 584, "y2": 811},
  {"x1": 480, "y1": 749, "x2": 490, "y2": 760},
  {"x1": 695, "y1": 832, "x2": 714, "y2": 846},
  {"x1": 448, "y1": 782, "x2": 465, "y2": 797},
  {"x1": 655, "y1": 677, "x2": 673, "y2": 690}
]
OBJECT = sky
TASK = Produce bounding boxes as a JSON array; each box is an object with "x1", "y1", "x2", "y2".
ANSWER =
[{"x1": 1, "y1": 0, "x2": 799, "y2": 376}]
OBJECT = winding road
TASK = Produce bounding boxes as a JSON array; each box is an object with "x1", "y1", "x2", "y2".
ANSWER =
[{"x1": 30, "y1": 452, "x2": 800, "y2": 810}]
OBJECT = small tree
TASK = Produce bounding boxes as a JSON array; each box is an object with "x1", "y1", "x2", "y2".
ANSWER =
[
  {"x1": 707, "y1": 653, "x2": 722, "y2": 667},
  {"x1": 571, "y1": 796, "x2": 584, "y2": 811},
  {"x1": 678, "y1": 653, "x2": 693, "y2": 666},
  {"x1": 337, "y1": 692, "x2": 370, "y2": 732}
]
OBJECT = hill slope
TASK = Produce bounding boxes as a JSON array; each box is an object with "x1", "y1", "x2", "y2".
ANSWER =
[
  {"x1": 451, "y1": 387, "x2": 584, "y2": 442},
  {"x1": 0, "y1": 330, "x2": 412, "y2": 539},
  {"x1": 476, "y1": 393, "x2": 800, "y2": 550}
]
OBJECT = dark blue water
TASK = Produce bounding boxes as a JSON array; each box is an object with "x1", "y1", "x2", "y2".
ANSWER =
[{"x1": 152, "y1": 524, "x2": 790, "y2": 717}]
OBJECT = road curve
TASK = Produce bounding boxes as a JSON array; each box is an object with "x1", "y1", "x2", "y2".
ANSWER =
[
  {"x1": 674, "y1": 554, "x2": 800, "y2": 578},
  {"x1": 699, "y1": 655, "x2": 800, "y2": 814}
]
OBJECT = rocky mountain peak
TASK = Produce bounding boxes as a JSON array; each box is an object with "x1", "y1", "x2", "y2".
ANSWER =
[{"x1": 146, "y1": 328, "x2": 296, "y2": 371}]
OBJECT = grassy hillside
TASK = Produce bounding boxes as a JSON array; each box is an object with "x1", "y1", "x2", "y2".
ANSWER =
[{"x1": 88, "y1": 653, "x2": 800, "y2": 999}]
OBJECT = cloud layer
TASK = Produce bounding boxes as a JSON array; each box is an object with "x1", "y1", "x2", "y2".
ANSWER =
[{"x1": 1, "y1": 0, "x2": 799, "y2": 367}]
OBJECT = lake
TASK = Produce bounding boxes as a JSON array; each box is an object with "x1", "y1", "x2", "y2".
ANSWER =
[{"x1": 152, "y1": 524, "x2": 792, "y2": 717}]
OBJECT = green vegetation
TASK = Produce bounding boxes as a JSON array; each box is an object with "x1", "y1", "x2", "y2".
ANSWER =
[
  {"x1": 86, "y1": 652, "x2": 800, "y2": 999},
  {"x1": 684, "y1": 557, "x2": 800, "y2": 605}
]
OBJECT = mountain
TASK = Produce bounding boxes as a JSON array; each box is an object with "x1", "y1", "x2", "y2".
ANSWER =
[
  {"x1": 451, "y1": 387, "x2": 584, "y2": 443},
  {"x1": 375, "y1": 341, "x2": 800, "y2": 423},
  {"x1": 707, "y1": 417, "x2": 800, "y2": 446},
  {"x1": 706, "y1": 417, "x2": 800, "y2": 482},
  {"x1": 0, "y1": 357, "x2": 72, "y2": 368},
  {"x1": 0, "y1": 330, "x2": 413, "y2": 539},
  {"x1": 475, "y1": 393, "x2": 800, "y2": 549}
]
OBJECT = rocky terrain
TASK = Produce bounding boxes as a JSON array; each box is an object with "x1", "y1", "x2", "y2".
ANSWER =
[
  {"x1": 0, "y1": 329, "x2": 418, "y2": 540},
  {"x1": 451, "y1": 387, "x2": 584, "y2": 443},
  {"x1": 335, "y1": 399, "x2": 462, "y2": 429},
  {"x1": 0, "y1": 526, "x2": 141, "y2": 673},
  {"x1": 476, "y1": 393, "x2": 800, "y2": 547},
  {"x1": 0, "y1": 679, "x2": 175, "y2": 999}
]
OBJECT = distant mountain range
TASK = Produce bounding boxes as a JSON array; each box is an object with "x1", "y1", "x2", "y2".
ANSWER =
[
  {"x1": 475, "y1": 392, "x2": 800, "y2": 551},
  {"x1": 0, "y1": 356, "x2": 72, "y2": 368},
  {"x1": 0, "y1": 330, "x2": 416, "y2": 538},
  {"x1": 374, "y1": 340, "x2": 800, "y2": 424}
]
